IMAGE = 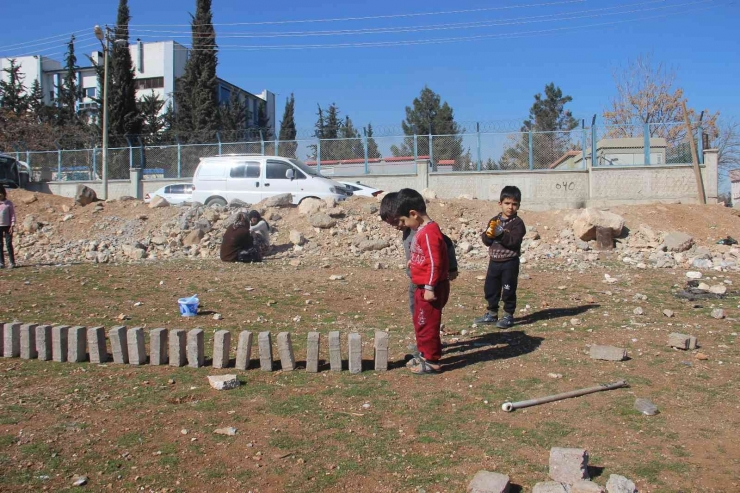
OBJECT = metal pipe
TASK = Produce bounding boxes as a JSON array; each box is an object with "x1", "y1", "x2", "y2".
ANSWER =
[
  {"x1": 501, "y1": 380, "x2": 628, "y2": 412},
  {"x1": 101, "y1": 35, "x2": 110, "y2": 200}
]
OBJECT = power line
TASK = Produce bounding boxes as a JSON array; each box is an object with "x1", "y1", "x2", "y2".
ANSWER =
[
  {"x1": 4, "y1": 38, "x2": 101, "y2": 60},
  {"x1": 0, "y1": 29, "x2": 94, "y2": 53}
]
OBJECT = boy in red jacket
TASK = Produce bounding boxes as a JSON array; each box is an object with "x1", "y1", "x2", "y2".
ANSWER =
[{"x1": 394, "y1": 188, "x2": 449, "y2": 374}]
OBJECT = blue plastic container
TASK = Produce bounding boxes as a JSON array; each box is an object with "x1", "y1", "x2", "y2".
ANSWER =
[{"x1": 178, "y1": 294, "x2": 199, "y2": 317}]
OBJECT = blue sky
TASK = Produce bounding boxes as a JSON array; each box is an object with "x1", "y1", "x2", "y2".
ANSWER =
[{"x1": 1, "y1": 0, "x2": 738, "y2": 134}]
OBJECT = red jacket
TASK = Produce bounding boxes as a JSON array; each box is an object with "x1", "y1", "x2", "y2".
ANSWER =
[{"x1": 409, "y1": 221, "x2": 449, "y2": 289}]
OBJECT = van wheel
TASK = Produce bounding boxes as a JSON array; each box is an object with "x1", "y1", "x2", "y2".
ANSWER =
[{"x1": 205, "y1": 197, "x2": 227, "y2": 207}]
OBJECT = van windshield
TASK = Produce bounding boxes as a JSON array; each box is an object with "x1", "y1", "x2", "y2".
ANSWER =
[{"x1": 289, "y1": 158, "x2": 321, "y2": 178}]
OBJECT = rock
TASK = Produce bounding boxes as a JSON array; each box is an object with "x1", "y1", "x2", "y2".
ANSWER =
[
  {"x1": 633, "y1": 307, "x2": 644, "y2": 316},
  {"x1": 466, "y1": 470, "x2": 511, "y2": 493},
  {"x1": 421, "y1": 188, "x2": 437, "y2": 200},
  {"x1": 668, "y1": 333, "x2": 697, "y2": 349},
  {"x1": 571, "y1": 209, "x2": 625, "y2": 241},
  {"x1": 709, "y1": 285, "x2": 727, "y2": 295},
  {"x1": 329, "y1": 275, "x2": 344, "y2": 281},
  {"x1": 572, "y1": 481, "x2": 605, "y2": 493},
  {"x1": 214, "y1": 427, "x2": 237, "y2": 436},
  {"x1": 685, "y1": 271, "x2": 702, "y2": 280},
  {"x1": 183, "y1": 229, "x2": 205, "y2": 246},
  {"x1": 459, "y1": 242, "x2": 473, "y2": 254},
  {"x1": 96, "y1": 252, "x2": 110, "y2": 263},
  {"x1": 298, "y1": 197, "x2": 324, "y2": 215},
  {"x1": 289, "y1": 259, "x2": 301, "y2": 267},
  {"x1": 663, "y1": 309, "x2": 674, "y2": 318},
  {"x1": 634, "y1": 398, "x2": 659, "y2": 416},
  {"x1": 697, "y1": 282, "x2": 710, "y2": 291},
  {"x1": 692, "y1": 258, "x2": 713, "y2": 269},
  {"x1": 22, "y1": 215, "x2": 41, "y2": 233},
  {"x1": 458, "y1": 194, "x2": 474, "y2": 200},
  {"x1": 213, "y1": 313, "x2": 223, "y2": 321},
  {"x1": 605, "y1": 474, "x2": 637, "y2": 493},
  {"x1": 61, "y1": 213, "x2": 74, "y2": 222},
  {"x1": 72, "y1": 476, "x2": 88, "y2": 487},
  {"x1": 202, "y1": 208, "x2": 220, "y2": 222},
  {"x1": 533, "y1": 482, "x2": 569, "y2": 493},
  {"x1": 711, "y1": 308, "x2": 726, "y2": 319},
  {"x1": 589, "y1": 345, "x2": 627, "y2": 361},
  {"x1": 326, "y1": 207, "x2": 345, "y2": 218},
  {"x1": 309, "y1": 213, "x2": 337, "y2": 229},
  {"x1": 695, "y1": 352, "x2": 709, "y2": 360},
  {"x1": 362, "y1": 203, "x2": 378, "y2": 214},
  {"x1": 119, "y1": 195, "x2": 135, "y2": 201},
  {"x1": 289, "y1": 230, "x2": 306, "y2": 246},
  {"x1": 21, "y1": 194, "x2": 38, "y2": 205},
  {"x1": 549, "y1": 447, "x2": 589, "y2": 483},
  {"x1": 571, "y1": 318, "x2": 582, "y2": 326},
  {"x1": 207, "y1": 374, "x2": 239, "y2": 390},
  {"x1": 664, "y1": 232, "x2": 694, "y2": 252},
  {"x1": 122, "y1": 244, "x2": 146, "y2": 260},
  {"x1": 263, "y1": 193, "x2": 293, "y2": 207},
  {"x1": 74, "y1": 184, "x2": 97, "y2": 206},
  {"x1": 358, "y1": 239, "x2": 389, "y2": 252},
  {"x1": 149, "y1": 196, "x2": 169, "y2": 208},
  {"x1": 229, "y1": 198, "x2": 249, "y2": 208},
  {"x1": 324, "y1": 197, "x2": 337, "y2": 208},
  {"x1": 151, "y1": 236, "x2": 167, "y2": 246}
]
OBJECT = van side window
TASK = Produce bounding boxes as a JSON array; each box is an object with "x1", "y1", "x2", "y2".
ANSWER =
[
  {"x1": 266, "y1": 161, "x2": 293, "y2": 180},
  {"x1": 230, "y1": 165, "x2": 246, "y2": 178},
  {"x1": 245, "y1": 162, "x2": 260, "y2": 178},
  {"x1": 231, "y1": 162, "x2": 260, "y2": 178}
]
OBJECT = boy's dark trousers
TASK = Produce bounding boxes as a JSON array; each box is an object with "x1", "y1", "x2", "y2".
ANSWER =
[
  {"x1": 0, "y1": 226, "x2": 14, "y2": 266},
  {"x1": 484, "y1": 258, "x2": 519, "y2": 315}
]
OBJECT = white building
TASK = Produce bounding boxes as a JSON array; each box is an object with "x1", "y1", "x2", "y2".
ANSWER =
[
  {"x1": 730, "y1": 169, "x2": 740, "y2": 208},
  {"x1": 1, "y1": 40, "x2": 276, "y2": 136}
]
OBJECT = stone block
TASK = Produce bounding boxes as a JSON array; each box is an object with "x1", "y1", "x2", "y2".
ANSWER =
[
  {"x1": 235, "y1": 331, "x2": 253, "y2": 370},
  {"x1": 213, "y1": 330, "x2": 231, "y2": 369},
  {"x1": 127, "y1": 327, "x2": 146, "y2": 365},
  {"x1": 329, "y1": 331, "x2": 342, "y2": 371},
  {"x1": 87, "y1": 326, "x2": 107, "y2": 363},
  {"x1": 3, "y1": 322, "x2": 20, "y2": 357},
  {"x1": 549, "y1": 447, "x2": 589, "y2": 483},
  {"x1": 589, "y1": 345, "x2": 627, "y2": 361},
  {"x1": 572, "y1": 480, "x2": 605, "y2": 493},
  {"x1": 20, "y1": 323, "x2": 38, "y2": 359},
  {"x1": 605, "y1": 474, "x2": 637, "y2": 493},
  {"x1": 169, "y1": 329, "x2": 187, "y2": 367},
  {"x1": 36, "y1": 325, "x2": 52, "y2": 361},
  {"x1": 52, "y1": 325, "x2": 70, "y2": 362},
  {"x1": 67, "y1": 326, "x2": 87, "y2": 363},
  {"x1": 466, "y1": 470, "x2": 510, "y2": 493},
  {"x1": 187, "y1": 329, "x2": 204, "y2": 368},
  {"x1": 306, "y1": 332, "x2": 320, "y2": 373},
  {"x1": 374, "y1": 331, "x2": 389, "y2": 371},
  {"x1": 348, "y1": 332, "x2": 362, "y2": 374},
  {"x1": 688, "y1": 336, "x2": 698, "y2": 350},
  {"x1": 258, "y1": 332, "x2": 273, "y2": 371},
  {"x1": 149, "y1": 328, "x2": 168, "y2": 365},
  {"x1": 533, "y1": 482, "x2": 569, "y2": 493},
  {"x1": 667, "y1": 333, "x2": 694, "y2": 350},
  {"x1": 277, "y1": 332, "x2": 295, "y2": 371},
  {"x1": 208, "y1": 374, "x2": 239, "y2": 390},
  {"x1": 109, "y1": 326, "x2": 129, "y2": 364}
]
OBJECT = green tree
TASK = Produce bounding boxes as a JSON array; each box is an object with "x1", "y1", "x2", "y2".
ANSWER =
[
  {"x1": 175, "y1": 0, "x2": 220, "y2": 141},
  {"x1": 500, "y1": 83, "x2": 579, "y2": 169},
  {"x1": 256, "y1": 100, "x2": 272, "y2": 139},
  {"x1": 366, "y1": 123, "x2": 381, "y2": 158},
  {"x1": 109, "y1": 0, "x2": 142, "y2": 144},
  {"x1": 58, "y1": 35, "x2": 80, "y2": 125},
  {"x1": 219, "y1": 91, "x2": 248, "y2": 139},
  {"x1": 138, "y1": 91, "x2": 166, "y2": 140},
  {"x1": 0, "y1": 59, "x2": 29, "y2": 115},
  {"x1": 28, "y1": 79, "x2": 45, "y2": 121},
  {"x1": 278, "y1": 93, "x2": 297, "y2": 158}
]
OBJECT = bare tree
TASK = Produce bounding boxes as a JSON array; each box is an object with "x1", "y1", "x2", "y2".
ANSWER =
[
  {"x1": 603, "y1": 54, "x2": 718, "y2": 148},
  {"x1": 714, "y1": 117, "x2": 740, "y2": 172}
]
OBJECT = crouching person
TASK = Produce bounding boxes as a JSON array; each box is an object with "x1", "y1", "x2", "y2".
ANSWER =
[{"x1": 220, "y1": 212, "x2": 261, "y2": 263}]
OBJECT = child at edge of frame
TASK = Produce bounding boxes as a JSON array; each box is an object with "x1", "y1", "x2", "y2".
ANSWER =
[
  {"x1": 0, "y1": 185, "x2": 16, "y2": 269},
  {"x1": 392, "y1": 188, "x2": 449, "y2": 375},
  {"x1": 474, "y1": 185, "x2": 526, "y2": 329}
]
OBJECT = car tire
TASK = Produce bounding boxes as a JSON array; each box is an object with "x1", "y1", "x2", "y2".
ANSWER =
[{"x1": 205, "y1": 197, "x2": 227, "y2": 207}]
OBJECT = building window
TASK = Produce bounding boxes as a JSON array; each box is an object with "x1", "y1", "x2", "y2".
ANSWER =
[
  {"x1": 85, "y1": 87, "x2": 96, "y2": 99},
  {"x1": 219, "y1": 86, "x2": 231, "y2": 103},
  {"x1": 134, "y1": 77, "x2": 164, "y2": 90}
]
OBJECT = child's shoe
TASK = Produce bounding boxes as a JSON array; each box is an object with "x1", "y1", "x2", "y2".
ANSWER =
[
  {"x1": 474, "y1": 311, "x2": 498, "y2": 324},
  {"x1": 8, "y1": 263, "x2": 14, "y2": 269},
  {"x1": 496, "y1": 313, "x2": 514, "y2": 329}
]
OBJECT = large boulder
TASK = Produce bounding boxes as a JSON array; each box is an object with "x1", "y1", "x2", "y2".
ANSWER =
[
  {"x1": 183, "y1": 229, "x2": 205, "y2": 246},
  {"x1": 663, "y1": 231, "x2": 694, "y2": 252},
  {"x1": 309, "y1": 213, "x2": 336, "y2": 229},
  {"x1": 149, "y1": 196, "x2": 170, "y2": 208},
  {"x1": 74, "y1": 185, "x2": 97, "y2": 206},
  {"x1": 298, "y1": 197, "x2": 324, "y2": 215},
  {"x1": 289, "y1": 230, "x2": 306, "y2": 246},
  {"x1": 263, "y1": 193, "x2": 293, "y2": 208},
  {"x1": 571, "y1": 209, "x2": 625, "y2": 241}
]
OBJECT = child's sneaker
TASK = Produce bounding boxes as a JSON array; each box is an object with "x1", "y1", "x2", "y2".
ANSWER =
[
  {"x1": 8, "y1": 263, "x2": 15, "y2": 270},
  {"x1": 474, "y1": 311, "x2": 498, "y2": 324},
  {"x1": 496, "y1": 313, "x2": 514, "y2": 329}
]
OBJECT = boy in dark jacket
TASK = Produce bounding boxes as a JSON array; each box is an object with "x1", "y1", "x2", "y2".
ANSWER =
[{"x1": 475, "y1": 186, "x2": 526, "y2": 329}]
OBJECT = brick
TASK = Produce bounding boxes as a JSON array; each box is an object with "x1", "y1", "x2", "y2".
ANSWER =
[
  {"x1": 258, "y1": 332, "x2": 273, "y2": 371},
  {"x1": 374, "y1": 331, "x2": 389, "y2": 371},
  {"x1": 149, "y1": 328, "x2": 168, "y2": 365},
  {"x1": 348, "y1": 332, "x2": 362, "y2": 374},
  {"x1": 467, "y1": 470, "x2": 510, "y2": 493},
  {"x1": 589, "y1": 345, "x2": 627, "y2": 361},
  {"x1": 549, "y1": 447, "x2": 589, "y2": 483},
  {"x1": 235, "y1": 331, "x2": 253, "y2": 370},
  {"x1": 109, "y1": 326, "x2": 129, "y2": 364},
  {"x1": 306, "y1": 332, "x2": 320, "y2": 373},
  {"x1": 87, "y1": 326, "x2": 107, "y2": 363},
  {"x1": 127, "y1": 327, "x2": 147, "y2": 365},
  {"x1": 533, "y1": 482, "x2": 569, "y2": 493},
  {"x1": 328, "y1": 331, "x2": 342, "y2": 371},
  {"x1": 187, "y1": 329, "x2": 204, "y2": 368},
  {"x1": 213, "y1": 330, "x2": 231, "y2": 369},
  {"x1": 3, "y1": 322, "x2": 21, "y2": 357},
  {"x1": 572, "y1": 480, "x2": 605, "y2": 493},
  {"x1": 168, "y1": 329, "x2": 187, "y2": 367},
  {"x1": 52, "y1": 325, "x2": 70, "y2": 362},
  {"x1": 67, "y1": 326, "x2": 87, "y2": 363},
  {"x1": 277, "y1": 332, "x2": 295, "y2": 371},
  {"x1": 36, "y1": 325, "x2": 52, "y2": 361},
  {"x1": 20, "y1": 323, "x2": 38, "y2": 359}
]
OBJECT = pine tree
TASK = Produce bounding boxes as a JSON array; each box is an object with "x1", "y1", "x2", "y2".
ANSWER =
[
  {"x1": 109, "y1": 0, "x2": 142, "y2": 143},
  {"x1": 28, "y1": 79, "x2": 45, "y2": 120},
  {"x1": 0, "y1": 59, "x2": 29, "y2": 115},
  {"x1": 256, "y1": 100, "x2": 272, "y2": 139},
  {"x1": 366, "y1": 123, "x2": 381, "y2": 159},
  {"x1": 218, "y1": 91, "x2": 248, "y2": 140},
  {"x1": 323, "y1": 104, "x2": 340, "y2": 139},
  {"x1": 58, "y1": 35, "x2": 80, "y2": 124},
  {"x1": 175, "y1": 0, "x2": 220, "y2": 141},
  {"x1": 138, "y1": 91, "x2": 165, "y2": 140},
  {"x1": 278, "y1": 93, "x2": 297, "y2": 158}
]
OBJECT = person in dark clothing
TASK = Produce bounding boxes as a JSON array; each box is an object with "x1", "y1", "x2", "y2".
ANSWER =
[
  {"x1": 220, "y1": 212, "x2": 261, "y2": 263},
  {"x1": 475, "y1": 186, "x2": 526, "y2": 329}
]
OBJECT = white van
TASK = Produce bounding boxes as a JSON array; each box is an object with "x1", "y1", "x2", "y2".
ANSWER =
[{"x1": 191, "y1": 154, "x2": 352, "y2": 206}]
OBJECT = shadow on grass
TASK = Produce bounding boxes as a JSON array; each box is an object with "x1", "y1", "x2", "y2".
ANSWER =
[
  {"x1": 438, "y1": 330, "x2": 544, "y2": 371},
  {"x1": 516, "y1": 304, "x2": 600, "y2": 325}
]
